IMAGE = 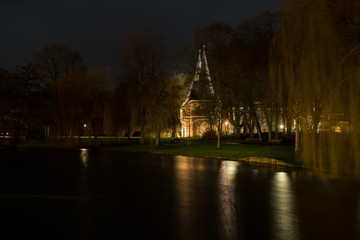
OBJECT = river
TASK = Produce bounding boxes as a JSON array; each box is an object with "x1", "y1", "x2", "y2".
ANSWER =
[{"x1": 0, "y1": 148, "x2": 359, "y2": 239}]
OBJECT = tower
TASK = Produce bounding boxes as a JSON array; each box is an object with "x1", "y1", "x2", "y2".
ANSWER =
[{"x1": 180, "y1": 46, "x2": 215, "y2": 137}]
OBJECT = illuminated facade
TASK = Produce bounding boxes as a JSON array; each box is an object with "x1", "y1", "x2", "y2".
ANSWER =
[{"x1": 180, "y1": 46, "x2": 215, "y2": 137}]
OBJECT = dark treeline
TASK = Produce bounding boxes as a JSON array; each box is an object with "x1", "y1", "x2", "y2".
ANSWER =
[
  {"x1": 0, "y1": 11, "x2": 280, "y2": 149},
  {"x1": 191, "y1": 11, "x2": 281, "y2": 144},
  {"x1": 0, "y1": 38, "x2": 186, "y2": 148},
  {"x1": 0, "y1": 44, "x2": 109, "y2": 148}
]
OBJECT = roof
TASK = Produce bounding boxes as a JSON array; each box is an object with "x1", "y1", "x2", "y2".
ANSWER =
[{"x1": 182, "y1": 46, "x2": 215, "y2": 108}]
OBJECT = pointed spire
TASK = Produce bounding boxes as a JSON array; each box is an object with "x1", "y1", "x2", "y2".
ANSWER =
[
  {"x1": 181, "y1": 46, "x2": 215, "y2": 107},
  {"x1": 193, "y1": 49, "x2": 202, "y2": 82},
  {"x1": 202, "y1": 45, "x2": 215, "y2": 95}
]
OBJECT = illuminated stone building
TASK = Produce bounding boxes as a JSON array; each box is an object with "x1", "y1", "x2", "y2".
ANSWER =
[{"x1": 180, "y1": 46, "x2": 215, "y2": 137}]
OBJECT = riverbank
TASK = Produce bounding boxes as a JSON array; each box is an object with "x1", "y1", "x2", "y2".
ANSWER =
[
  {"x1": 10, "y1": 137, "x2": 360, "y2": 181},
  {"x1": 106, "y1": 139, "x2": 300, "y2": 167},
  {"x1": 16, "y1": 137, "x2": 300, "y2": 167}
]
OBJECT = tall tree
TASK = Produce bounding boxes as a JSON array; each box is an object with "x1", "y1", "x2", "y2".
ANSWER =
[
  {"x1": 35, "y1": 43, "x2": 85, "y2": 139},
  {"x1": 194, "y1": 14, "x2": 279, "y2": 142},
  {"x1": 117, "y1": 30, "x2": 168, "y2": 145},
  {"x1": 167, "y1": 74, "x2": 187, "y2": 138},
  {"x1": 0, "y1": 64, "x2": 43, "y2": 148},
  {"x1": 270, "y1": 0, "x2": 360, "y2": 176},
  {"x1": 80, "y1": 69, "x2": 107, "y2": 140}
]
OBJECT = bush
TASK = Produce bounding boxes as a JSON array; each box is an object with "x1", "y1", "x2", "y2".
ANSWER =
[{"x1": 202, "y1": 129, "x2": 217, "y2": 140}]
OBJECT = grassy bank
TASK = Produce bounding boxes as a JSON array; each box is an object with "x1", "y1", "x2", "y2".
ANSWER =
[
  {"x1": 18, "y1": 137, "x2": 299, "y2": 166},
  {"x1": 108, "y1": 139, "x2": 298, "y2": 166}
]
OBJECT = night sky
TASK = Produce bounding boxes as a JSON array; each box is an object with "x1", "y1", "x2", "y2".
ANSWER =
[{"x1": 1, "y1": 0, "x2": 281, "y2": 70}]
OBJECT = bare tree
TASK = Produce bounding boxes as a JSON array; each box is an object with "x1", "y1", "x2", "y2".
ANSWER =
[
  {"x1": 35, "y1": 43, "x2": 85, "y2": 140},
  {"x1": 117, "y1": 30, "x2": 168, "y2": 146},
  {"x1": 0, "y1": 64, "x2": 43, "y2": 149}
]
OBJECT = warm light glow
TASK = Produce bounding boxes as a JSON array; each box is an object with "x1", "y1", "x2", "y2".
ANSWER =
[
  {"x1": 334, "y1": 126, "x2": 341, "y2": 133},
  {"x1": 219, "y1": 161, "x2": 239, "y2": 185},
  {"x1": 271, "y1": 172, "x2": 299, "y2": 239},
  {"x1": 80, "y1": 148, "x2": 88, "y2": 168},
  {"x1": 218, "y1": 161, "x2": 240, "y2": 239},
  {"x1": 280, "y1": 125, "x2": 284, "y2": 129},
  {"x1": 83, "y1": 123, "x2": 87, "y2": 128},
  {"x1": 225, "y1": 121, "x2": 228, "y2": 125}
]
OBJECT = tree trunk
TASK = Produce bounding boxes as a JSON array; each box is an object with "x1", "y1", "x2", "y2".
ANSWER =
[
  {"x1": 12, "y1": 101, "x2": 25, "y2": 150},
  {"x1": 263, "y1": 108, "x2": 273, "y2": 142},
  {"x1": 127, "y1": 126, "x2": 131, "y2": 141},
  {"x1": 295, "y1": 118, "x2": 300, "y2": 152},
  {"x1": 217, "y1": 119, "x2": 221, "y2": 149},
  {"x1": 249, "y1": 109, "x2": 263, "y2": 142},
  {"x1": 171, "y1": 124, "x2": 176, "y2": 138},
  {"x1": 254, "y1": 119, "x2": 263, "y2": 143},
  {"x1": 286, "y1": 109, "x2": 292, "y2": 140},
  {"x1": 93, "y1": 120, "x2": 98, "y2": 139},
  {"x1": 57, "y1": 119, "x2": 61, "y2": 140},
  {"x1": 267, "y1": 123, "x2": 273, "y2": 142},
  {"x1": 274, "y1": 106, "x2": 280, "y2": 140},
  {"x1": 228, "y1": 111, "x2": 242, "y2": 138},
  {"x1": 246, "y1": 94, "x2": 263, "y2": 142},
  {"x1": 140, "y1": 124, "x2": 145, "y2": 145},
  {"x1": 235, "y1": 125, "x2": 241, "y2": 137},
  {"x1": 92, "y1": 119, "x2": 99, "y2": 146},
  {"x1": 155, "y1": 131, "x2": 161, "y2": 147},
  {"x1": 248, "y1": 123, "x2": 254, "y2": 138}
]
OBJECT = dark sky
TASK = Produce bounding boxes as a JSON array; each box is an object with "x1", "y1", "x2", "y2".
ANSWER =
[{"x1": 0, "y1": 0, "x2": 281, "y2": 70}]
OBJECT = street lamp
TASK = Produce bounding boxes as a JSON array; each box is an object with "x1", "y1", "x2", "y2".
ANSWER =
[
  {"x1": 224, "y1": 121, "x2": 229, "y2": 134},
  {"x1": 280, "y1": 125, "x2": 284, "y2": 133}
]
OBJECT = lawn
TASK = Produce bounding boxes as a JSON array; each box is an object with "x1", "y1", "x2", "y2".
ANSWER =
[
  {"x1": 108, "y1": 139, "x2": 298, "y2": 165},
  {"x1": 18, "y1": 137, "x2": 298, "y2": 166}
]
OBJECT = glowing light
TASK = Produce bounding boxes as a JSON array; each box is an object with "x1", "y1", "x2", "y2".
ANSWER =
[
  {"x1": 219, "y1": 161, "x2": 240, "y2": 186},
  {"x1": 225, "y1": 121, "x2": 228, "y2": 125},
  {"x1": 80, "y1": 148, "x2": 88, "y2": 168},
  {"x1": 280, "y1": 125, "x2": 284, "y2": 129},
  {"x1": 218, "y1": 160, "x2": 240, "y2": 239},
  {"x1": 83, "y1": 123, "x2": 87, "y2": 128},
  {"x1": 271, "y1": 172, "x2": 299, "y2": 239}
]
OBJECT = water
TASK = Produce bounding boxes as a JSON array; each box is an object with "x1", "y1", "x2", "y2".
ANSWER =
[{"x1": 0, "y1": 149, "x2": 359, "y2": 240}]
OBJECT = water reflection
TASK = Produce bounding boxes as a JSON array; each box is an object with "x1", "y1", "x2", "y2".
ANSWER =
[
  {"x1": 79, "y1": 148, "x2": 88, "y2": 168},
  {"x1": 218, "y1": 161, "x2": 240, "y2": 240},
  {"x1": 173, "y1": 156, "x2": 224, "y2": 240},
  {"x1": 358, "y1": 195, "x2": 360, "y2": 239},
  {"x1": 219, "y1": 161, "x2": 239, "y2": 186},
  {"x1": 271, "y1": 172, "x2": 300, "y2": 240},
  {"x1": 173, "y1": 156, "x2": 202, "y2": 240}
]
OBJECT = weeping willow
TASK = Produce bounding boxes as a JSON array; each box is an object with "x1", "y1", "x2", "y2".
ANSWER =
[{"x1": 270, "y1": 0, "x2": 360, "y2": 177}]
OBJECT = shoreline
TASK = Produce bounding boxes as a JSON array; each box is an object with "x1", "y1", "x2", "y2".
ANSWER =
[
  {"x1": 104, "y1": 147, "x2": 301, "y2": 169},
  {"x1": 8, "y1": 143, "x2": 360, "y2": 180},
  {"x1": 112, "y1": 149, "x2": 360, "y2": 181}
]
